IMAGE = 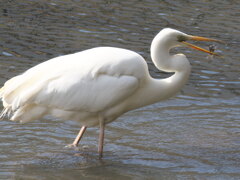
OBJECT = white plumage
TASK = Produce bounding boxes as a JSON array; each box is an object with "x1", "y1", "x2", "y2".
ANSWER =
[
  {"x1": 0, "y1": 28, "x2": 220, "y2": 157},
  {"x1": 1, "y1": 47, "x2": 147, "y2": 125}
]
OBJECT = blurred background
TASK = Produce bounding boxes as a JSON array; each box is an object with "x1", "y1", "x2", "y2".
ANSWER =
[{"x1": 0, "y1": 0, "x2": 239, "y2": 179}]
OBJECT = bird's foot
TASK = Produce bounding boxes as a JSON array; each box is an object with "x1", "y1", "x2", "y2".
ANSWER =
[{"x1": 65, "y1": 143, "x2": 79, "y2": 150}]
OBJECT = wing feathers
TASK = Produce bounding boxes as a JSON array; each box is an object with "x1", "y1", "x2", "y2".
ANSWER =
[
  {"x1": 0, "y1": 47, "x2": 146, "y2": 122},
  {"x1": 35, "y1": 74, "x2": 139, "y2": 112}
]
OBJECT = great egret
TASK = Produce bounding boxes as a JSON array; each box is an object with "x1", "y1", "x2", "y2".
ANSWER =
[{"x1": 0, "y1": 28, "x2": 221, "y2": 158}]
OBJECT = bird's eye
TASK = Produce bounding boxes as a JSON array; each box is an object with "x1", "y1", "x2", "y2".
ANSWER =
[{"x1": 177, "y1": 35, "x2": 187, "y2": 42}]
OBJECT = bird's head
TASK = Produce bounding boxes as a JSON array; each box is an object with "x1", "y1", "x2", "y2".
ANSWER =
[{"x1": 154, "y1": 28, "x2": 223, "y2": 56}]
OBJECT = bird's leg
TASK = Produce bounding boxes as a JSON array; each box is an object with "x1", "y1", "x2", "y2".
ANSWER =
[
  {"x1": 65, "y1": 126, "x2": 87, "y2": 148},
  {"x1": 72, "y1": 126, "x2": 87, "y2": 146},
  {"x1": 98, "y1": 118, "x2": 105, "y2": 158}
]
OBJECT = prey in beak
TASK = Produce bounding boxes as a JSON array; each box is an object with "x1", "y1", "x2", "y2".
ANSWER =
[{"x1": 179, "y1": 35, "x2": 223, "y2": 56}]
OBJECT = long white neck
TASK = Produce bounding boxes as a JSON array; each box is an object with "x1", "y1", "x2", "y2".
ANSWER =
[
  {"x1": 129, "y1": 34, "x2": 191, "y2": 110},
  {"x1": 149, "y1": 34, "x2": 191, "y2": 102}
]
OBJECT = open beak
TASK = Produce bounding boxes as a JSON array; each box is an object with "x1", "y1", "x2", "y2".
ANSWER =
[{"x1": 182, "y1": 35, "x2": 223, "y2": 56}]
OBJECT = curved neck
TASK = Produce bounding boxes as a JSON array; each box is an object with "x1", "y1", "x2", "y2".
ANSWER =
[
  {"x1": 147, "y1": 36, "x2": 191, "y2": 103},
  {"x1": 129, "y1": 37, "x2": 191, "y2": 110},
  {"x1": 150, "y1": 34, "x2": 175, "y2": 73},
  {"x1": 127, "y1": 70, "x2": 191, "y2": 111},
  {"x1": 144, "y1": 69, "x2": 191, "y2": 106}
]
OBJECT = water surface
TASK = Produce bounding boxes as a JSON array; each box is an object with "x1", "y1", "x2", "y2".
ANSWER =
[{"x1": 0, "y1": 0, "x2": 239, "y2": 179}]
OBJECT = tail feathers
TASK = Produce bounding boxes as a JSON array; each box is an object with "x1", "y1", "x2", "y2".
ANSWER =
[
  {"x1": 0, "y1": 76, "x2": 46, "y2": 114},
  {"x1": 0, "y1": 104, "x2": 47, "y2": 123},
  {"x1": 0, "y1": 86, "x2": 11, "y2": 120},
  {"x1": 0, "y1": 106, "x2": 12, "y2": 120}
]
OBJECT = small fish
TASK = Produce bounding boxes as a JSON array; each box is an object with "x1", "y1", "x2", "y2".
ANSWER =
[
  {"x1": 206, "y1": 44, "x2": 217, "y2": 60},
  {"x1": 209, "y1": 44, "x2": 216, "y2": 53}
]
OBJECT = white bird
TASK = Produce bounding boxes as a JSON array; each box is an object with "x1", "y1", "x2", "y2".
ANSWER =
[{"x1": 0, "y1": 28, "x2": 221, "y2": 157}]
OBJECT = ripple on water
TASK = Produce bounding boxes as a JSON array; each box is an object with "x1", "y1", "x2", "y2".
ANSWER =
[{"x1": 0, "y1": 0, "x2": 239, "y2": 179}]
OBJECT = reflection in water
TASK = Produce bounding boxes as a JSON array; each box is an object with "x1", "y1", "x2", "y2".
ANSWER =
[{"x1": 0, "y1": 0, "x2": 239, "y2": 179}]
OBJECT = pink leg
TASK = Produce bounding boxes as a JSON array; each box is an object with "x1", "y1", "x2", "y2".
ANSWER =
[
  {"x1": 66, "y1": 126, "x2": 87, "y2": 148},
  {"x1": 72, "y1": 126, "x2": 87, "y2": 146},
  {"x1": 98, "y1": 119, "x2": 105, "y2": 158}
]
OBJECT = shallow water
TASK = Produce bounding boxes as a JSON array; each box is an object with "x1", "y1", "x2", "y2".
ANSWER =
[{"x1": 0, "y1": 0, "x2": 239, "y2": 179}]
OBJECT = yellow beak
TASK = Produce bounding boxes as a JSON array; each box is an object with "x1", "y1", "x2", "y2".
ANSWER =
[{"x1": 182, "y1": 35, "x2": 223, "y2": 56}]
